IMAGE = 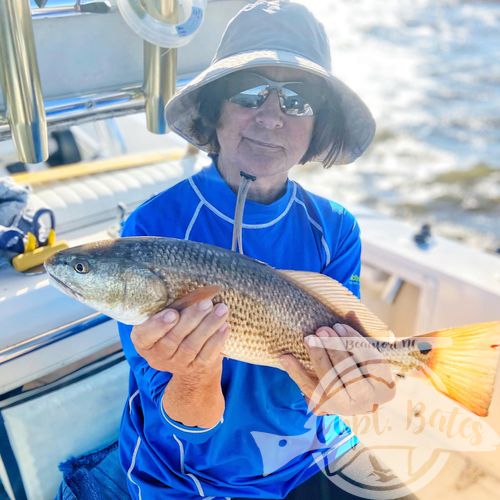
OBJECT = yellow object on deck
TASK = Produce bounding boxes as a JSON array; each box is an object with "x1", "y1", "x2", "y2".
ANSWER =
[
  {"x1": 10, "y1": 148, "x2": 193, "y2": 187},
  {"x1": 24, "y1": 232, "x2": 38, "y2": 252},
  {"x1": 12, "y1": 240, "x2": 69, "y2": 272}
]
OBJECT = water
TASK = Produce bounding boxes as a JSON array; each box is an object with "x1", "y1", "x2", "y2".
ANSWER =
[{"x1": 291, "y1": 0, "x2": 500, "y2": 253}]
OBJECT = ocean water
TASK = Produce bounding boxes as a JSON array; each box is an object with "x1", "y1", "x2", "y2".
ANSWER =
[{"x1": 291, "y1": 0, "x2": 500, "y2": 253}]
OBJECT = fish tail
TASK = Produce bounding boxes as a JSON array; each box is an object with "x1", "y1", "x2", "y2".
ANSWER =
[{"x1": 413, "y1": 321, "x2": 500, "y2": 417}]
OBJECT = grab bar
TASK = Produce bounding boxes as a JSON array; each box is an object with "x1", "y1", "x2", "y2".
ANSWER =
[
  {"x1": 0, "y1": 312, "x2": 113, "y2": 365},
  {"x1": 0, "y1": 76, "x2": 193, "y2": 142},
  {"x1": 0, "y1": 0, "x2": 48, "y2": 163},
  {"x1": 143, "y1": 0, "x2": 178, "y2": 133}
]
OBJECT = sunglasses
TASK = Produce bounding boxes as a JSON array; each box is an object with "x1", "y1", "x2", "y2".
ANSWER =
[{"x1": 225, "y1": 72, "x2": 321, "y2": 117}]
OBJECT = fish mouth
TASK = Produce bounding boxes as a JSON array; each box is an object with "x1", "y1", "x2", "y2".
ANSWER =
[{"x1": 47, "y1": 273, "x2": 84, "y2": 301}]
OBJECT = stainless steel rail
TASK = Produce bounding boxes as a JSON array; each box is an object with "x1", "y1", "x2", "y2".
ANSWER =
[
  {"x1": 143, "y1": 0, "x2": 179, "y2": 134},
  {"x1": 0, "y1": 312, "x2": 113, "y2": 365},
  {"x1": 0, "y1": 0, "x2": 48, "y2": 163},
  {"x1": 0, "y1": 87, "x2": 143, "y2": 140},
  {"x1": 144, "y1": 44, "x2": 177, "y2": 135},
  {"x1": 0, "y1": 76, "x2": 192, "y2": 140}
]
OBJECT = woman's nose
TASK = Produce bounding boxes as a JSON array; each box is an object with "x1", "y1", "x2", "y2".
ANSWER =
[{"x1": 255, "y1": 91, "x2": 284, "y2": 129}]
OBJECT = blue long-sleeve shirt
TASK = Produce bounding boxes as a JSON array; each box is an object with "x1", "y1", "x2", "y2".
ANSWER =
[{"x1": 118, "y1": 161, "x2": 361, "y2": 499}]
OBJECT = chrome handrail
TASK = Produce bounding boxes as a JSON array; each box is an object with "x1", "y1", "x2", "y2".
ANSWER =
[
  {"x1": 0, "y1": 0, "x2": 48, "y2": 163},
  {"x1": 142, "y1": 0, "x2": 178, "y2": 133},
  {"x1": 0, "y1": 76, "x2": 192, "y2": 141},
  {"x1": 0, "y1": 312, "x2": 113, "y2": 365}
]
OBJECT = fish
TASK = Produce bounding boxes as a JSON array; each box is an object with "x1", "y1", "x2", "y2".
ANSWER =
[{"x1": 44, "y1": 236, "x2": 500, "y2": 417}]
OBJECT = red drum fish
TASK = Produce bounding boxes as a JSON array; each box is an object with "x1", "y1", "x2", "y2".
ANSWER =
[{"x1": 44, "y1": 237, "x2": 500, "y2": 417}]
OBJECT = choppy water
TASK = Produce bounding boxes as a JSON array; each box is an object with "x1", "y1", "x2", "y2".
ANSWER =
[{"x1": 292, "y1": 0, "x2": 500, "y2": 253}]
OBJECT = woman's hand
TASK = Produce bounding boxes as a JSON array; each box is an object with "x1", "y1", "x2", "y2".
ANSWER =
[
  {"x1": 130, "y1": 294, "x2": 229, "y2": 378},
  {"x1": 130, "y1": 290, "x2": 230, "y2": 427},
  {"x1": 280, "y1": 323, "x2": 395, "y2": 416}
]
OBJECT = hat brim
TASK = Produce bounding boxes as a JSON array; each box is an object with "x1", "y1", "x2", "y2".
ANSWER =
[{"x1": 165, "y1": 49, "x2": 375, "y2": 165}]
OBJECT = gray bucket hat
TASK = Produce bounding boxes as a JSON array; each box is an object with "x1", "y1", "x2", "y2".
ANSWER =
[{"x1": 165, "y1": 0, "x2": 376, "y2": 165}]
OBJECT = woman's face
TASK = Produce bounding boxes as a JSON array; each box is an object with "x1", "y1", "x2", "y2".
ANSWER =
[{"x1": 215, "y1": 66, "x2": 315, "y2": 188}]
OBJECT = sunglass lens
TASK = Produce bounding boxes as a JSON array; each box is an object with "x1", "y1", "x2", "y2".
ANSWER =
[
  {"x1": 227, "y1": 77, "x2": 317, "y2": 116},
  {"x1": 229, "y1": 85, "x2": 268, "y2": 108},
  {"x1": 280, "y1": 88, "x2": 313, "y2": 116}
]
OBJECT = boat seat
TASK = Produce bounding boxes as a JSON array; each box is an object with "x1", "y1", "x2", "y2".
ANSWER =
[{"x1": 31, "y1": 155, "x2": 194, "y2": 235}]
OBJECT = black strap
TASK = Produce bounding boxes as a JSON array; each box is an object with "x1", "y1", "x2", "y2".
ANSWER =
[{"x1": 0, "y1": 412, "x2": 27, "y2": 500}]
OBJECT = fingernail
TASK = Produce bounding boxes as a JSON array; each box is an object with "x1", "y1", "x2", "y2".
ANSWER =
[
  {"x1": 162, "y1": 310, "x2": 177, "y2": 324},
  {"x1": 316, "y1": 328, "x2": 329, "y2": 338},
  {"x1": 214, "y1": 302, "x2": 228, "y2": 317},
  {"x1": 333, "y1": 323, "x2": 347, "y2": 335},
  {"x1": 197, "y1": 299, "x2": 213, "y2": 311}
]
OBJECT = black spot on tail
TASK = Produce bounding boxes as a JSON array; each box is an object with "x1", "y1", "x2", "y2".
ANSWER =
[{"x1": 417, "y1": 341, "x2": 432, "y2": 355}]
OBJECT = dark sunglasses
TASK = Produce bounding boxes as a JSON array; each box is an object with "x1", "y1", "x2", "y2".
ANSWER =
[{"x1": 225, "y1": 72, "x2": 321, "y2": 117}]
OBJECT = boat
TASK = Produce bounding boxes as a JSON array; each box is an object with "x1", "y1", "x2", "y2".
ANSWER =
[{"x1": 1, "y1": 1, "x2": 499, "y2": 499}]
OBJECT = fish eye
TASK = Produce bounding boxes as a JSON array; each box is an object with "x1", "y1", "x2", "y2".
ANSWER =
[{"x1": 73, "y1": 260, "x2": 90, "y2": 274}]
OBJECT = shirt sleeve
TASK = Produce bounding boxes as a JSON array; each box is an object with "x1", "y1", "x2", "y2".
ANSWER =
[
  {"x1": 322, "y1": 211, "x2": 361, "y2": 299},
  {"x1": 118, "y1": 211, "x2": 223, "y2": 443}
]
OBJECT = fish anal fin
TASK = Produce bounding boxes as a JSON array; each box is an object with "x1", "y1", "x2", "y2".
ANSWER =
[
  {"x1": 278, "y1": 270, "x2": 394, "y2": 341},
  {"x1": 169, "y1": 285, "x2": 222, "y2": 310}
]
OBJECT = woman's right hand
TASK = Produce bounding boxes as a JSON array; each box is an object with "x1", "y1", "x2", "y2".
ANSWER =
[
  {"x1": 130, "y1": 291, "x2": 230, "y2": 428},
  {"x1": 130, "y1": 294, "x2": 230, "y2": 379}
]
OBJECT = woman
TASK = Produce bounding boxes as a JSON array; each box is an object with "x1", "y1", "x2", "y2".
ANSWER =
[{"x1": 116, "y1": 1, "x2": 396, "y2": 499}]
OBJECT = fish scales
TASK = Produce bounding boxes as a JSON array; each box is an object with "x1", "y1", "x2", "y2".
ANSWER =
[
  {"x1": 48, "y1": 238, "x2": 344, "y2": 370},
  {"x1": 137, "y1": 238, "x2": 340, "y2": 369}
]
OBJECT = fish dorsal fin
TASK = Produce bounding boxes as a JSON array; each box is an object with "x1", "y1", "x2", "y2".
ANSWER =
[{"x1": 279, "y1": 270, "x2": 395, "y2": 341}]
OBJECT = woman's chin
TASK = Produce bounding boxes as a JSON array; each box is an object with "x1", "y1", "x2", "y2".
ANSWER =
[{"x1": 236, "y1": 153, "x2": 289, "y2": 177}]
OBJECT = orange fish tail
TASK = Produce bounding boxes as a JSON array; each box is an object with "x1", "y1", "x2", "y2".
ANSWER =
[{"x1": 414, "y1": 321, "x2": 500, "y2": 417}]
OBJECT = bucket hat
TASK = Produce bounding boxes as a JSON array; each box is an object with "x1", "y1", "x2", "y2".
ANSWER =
[{"x1": 165, "y1": 0, "x2": 376, "y2": 165}]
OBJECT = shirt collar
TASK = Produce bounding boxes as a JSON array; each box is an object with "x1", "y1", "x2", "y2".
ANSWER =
[{"x1": 189, "y1": 160, "x2": 296, "y2": 227}]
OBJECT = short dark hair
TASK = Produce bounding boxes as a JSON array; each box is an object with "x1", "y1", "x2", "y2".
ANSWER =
[{"x1": 189, "y1": 73, "x2": 347, "y2": 168}]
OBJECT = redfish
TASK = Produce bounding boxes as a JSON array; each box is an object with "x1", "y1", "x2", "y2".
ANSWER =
[{"x1": 44, "y1": 237, "x2": 500, "y2": 417}]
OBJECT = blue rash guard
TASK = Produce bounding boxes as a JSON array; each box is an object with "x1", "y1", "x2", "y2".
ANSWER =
[{"x1": 118, "y1": 161, "x2": 361, "y2": 499}]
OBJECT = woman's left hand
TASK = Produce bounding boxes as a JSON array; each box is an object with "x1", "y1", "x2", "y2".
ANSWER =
[{"x1": 279, "y1": 323, "x2": 396, "y2": 416}]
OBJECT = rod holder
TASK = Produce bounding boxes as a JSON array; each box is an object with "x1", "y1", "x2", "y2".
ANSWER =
[
  {"x1": 143, "y1": 0, "x2": 178, "y2": 134},
  {"x1": 0, "y1": 0, "x2": 48, "y2": 163}
]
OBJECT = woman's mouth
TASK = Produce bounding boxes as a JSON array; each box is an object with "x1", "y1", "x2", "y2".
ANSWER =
[{"x1": 244, "y1": 137, "x2": 281, "y2": 149}]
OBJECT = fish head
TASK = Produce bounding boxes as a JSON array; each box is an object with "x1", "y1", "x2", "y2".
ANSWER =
[{"x1": 44, "y1": 241, "x2": 168, "y2": 325}]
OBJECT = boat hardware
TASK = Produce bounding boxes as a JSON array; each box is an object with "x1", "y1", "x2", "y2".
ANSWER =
[
  {"x1": 0, "y1": 312, "x2": 112, "y2": 365},
  {"x1": 0, "y1": 80, "x2": 190, "y2": 143},
  {"x1": 32, "y1": 0, "x2": 112, "y2": 18},
  {"x1": 0, "y1": 0, "x2": 48, "y2": 163},
  {"x1": 76, "y1": 1, "x2": 111, "y2": 14},
  {"x1": 414, "y1": 223, "x2": 432, "y2": 249},
  {"x1": 117, "y1": 0, "x2": 207, "y2": 48},
  {"x1": 11, "y1": 234, "x2": 69, "y2": 272}
]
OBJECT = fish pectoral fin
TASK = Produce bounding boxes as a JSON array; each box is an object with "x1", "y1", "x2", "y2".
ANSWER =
[
  {"x1": 278, "y1": 270, "x2": 394, "y2": 341},
  {"x1": 169, "y1": 285, "x2": 222, "y2": 310}
]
